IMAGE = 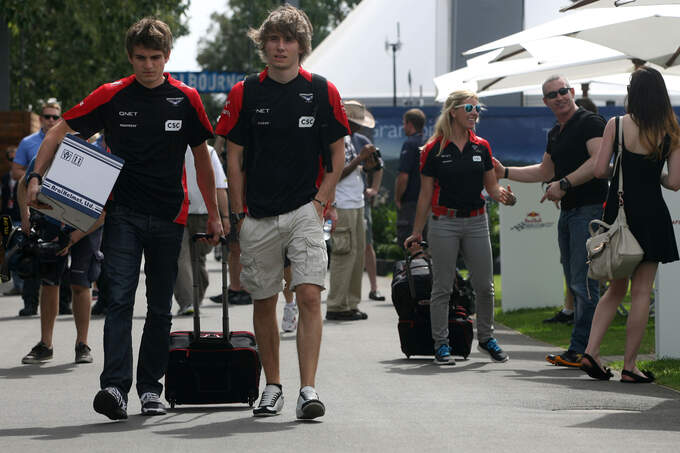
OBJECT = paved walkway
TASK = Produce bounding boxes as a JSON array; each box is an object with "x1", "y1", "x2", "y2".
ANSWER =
[{"x1": 1, "y1": 256, "x2": 679, "y2": 452}]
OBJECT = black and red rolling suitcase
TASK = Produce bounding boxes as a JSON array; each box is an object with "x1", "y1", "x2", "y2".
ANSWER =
[
  {"x1": 165, "y1": 234, "x2": 261, "y2": 408},
  {"x1": 391, "y1": 243, "x2": 474, "y2": 359}
]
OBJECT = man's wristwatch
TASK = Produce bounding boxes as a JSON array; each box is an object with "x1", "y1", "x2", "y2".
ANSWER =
[
  {"x1": 229, "y1": 212, "x2": 246, "y2": 225},
  {"x1": 28, "y1": 172, "x2": 43, "y2": 185},
  {"x1": 559, "y1": 177, "x2": 572, "y2": 191}
]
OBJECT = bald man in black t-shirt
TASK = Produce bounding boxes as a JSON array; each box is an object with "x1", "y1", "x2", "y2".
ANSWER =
[{"x1": 494, "y1": 75, "x2": 606, "y2": 369}]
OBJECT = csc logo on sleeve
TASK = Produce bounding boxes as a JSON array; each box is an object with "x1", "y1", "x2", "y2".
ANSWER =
[
  {"x1": 298, "y1": 116, "x2": 315, "y2": 128},
  {"x1": 165, "y1": 120, "x2": 182, "y2": 131}
]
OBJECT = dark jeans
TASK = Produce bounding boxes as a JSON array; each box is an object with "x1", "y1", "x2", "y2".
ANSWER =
[
  {"x1": 557, "y1": 204, "x2": 602, "y2": 354},
  {"x1": 100, "y1": 204, "x2": 183, "y2": 398}
]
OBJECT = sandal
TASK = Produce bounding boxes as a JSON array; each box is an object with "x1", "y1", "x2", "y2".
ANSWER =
[
  {"x1": 580, "y1": 353, "x2": 613, "y2": 381},
  {"x1": 620, "y1": 369, "x2": 655, "y2": 383}
]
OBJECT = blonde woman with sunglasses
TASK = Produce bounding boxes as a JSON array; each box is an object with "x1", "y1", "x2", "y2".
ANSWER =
[{"x1": 405, "y1": 90, "x2": 516, "y2": 365}]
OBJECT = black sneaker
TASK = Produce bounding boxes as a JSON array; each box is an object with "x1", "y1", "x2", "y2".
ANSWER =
[
  {"x1": 296, "y1": 386, "x2": 325, "y2": 420},
  {"x1": 93, "y1": 387, "x2": 128, "y2": 420},
  {"x1": 18, "y1": 305, "x2": 38, "y2": 317},
  {"x1": 140, "y1": 392, "x2": 167, "y2": 416},
  {"x1": 91, "y1": 301, "x2": 107, "y2": 316},
  {"x1": 230, "y1": 289, "x2": 253, "y2": 305},
  {"x1": 542, "y1": 310, "x2": 574, "y2": 324},
  {"x1": 253, "y1": 384, "x2": 284, "y2": 416},
  {"x1": 368, "y1": 290, "x2": 386, "y2": 301},
  {"x1": 477, "y1": 338, "x2": 509, "y2": 362},
  {"x1": 326, "y1": 310, "x2": 367, "y2": 321},
  {"x1": 22, "y1": 341, "x2": 53, "y2": 364},
  {"x1": 75, "y1": 342, "x2": 93, "y2": 364}
]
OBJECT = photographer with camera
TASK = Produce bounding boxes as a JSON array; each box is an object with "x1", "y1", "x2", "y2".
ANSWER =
[{"x1": 17, "y1": 157, "x2": 103, "y2": 365}]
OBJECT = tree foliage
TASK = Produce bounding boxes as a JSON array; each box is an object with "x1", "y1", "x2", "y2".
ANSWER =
[
  {"x1": 1, "y1": 0, "x2": 189, "y2": 111},
  {"x1": 197, "y1": 0, "x2": 361, "y2": 73}
]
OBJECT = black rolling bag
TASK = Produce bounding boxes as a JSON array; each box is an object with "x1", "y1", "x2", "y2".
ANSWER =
[
  {"x1": 165, "y1": 235, "x2": 261, "y2": 408},
  {"x1": 391, "y1": 244, "x2": 474, "y2": 359}
]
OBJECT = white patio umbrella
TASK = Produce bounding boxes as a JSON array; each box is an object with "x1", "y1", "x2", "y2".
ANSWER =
[
  {"x1": 434, "y1": 36, "x2": 625, "y2": 100},
  {"x1": 560, "y1": 0, "x2": 680, "y2": 12},
  {"x1": 465, "y1": 5, "x2": 680, "y2": 68}
]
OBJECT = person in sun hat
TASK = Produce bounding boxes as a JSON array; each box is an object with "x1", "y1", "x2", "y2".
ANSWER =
[{"x1": 326, "y1": 100, "x2": 380, "y2": 321}]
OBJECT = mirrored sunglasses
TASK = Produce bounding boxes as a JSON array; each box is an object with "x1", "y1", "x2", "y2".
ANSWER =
[{"x1": 454, "y1": 104, "x2": 482, "y2": 113}]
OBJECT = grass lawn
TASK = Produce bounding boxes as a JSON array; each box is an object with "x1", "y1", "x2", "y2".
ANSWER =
[{"x1": 490, "y1": 274, "x2": 680, "y2": 391}]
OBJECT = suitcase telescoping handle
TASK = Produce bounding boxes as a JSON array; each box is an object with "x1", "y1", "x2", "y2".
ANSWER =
[
  {"x1": 404, "y1": 241, "x2": 432, "y2": 300},
  {"x1": 191, "y1": 233, "x2": 230, "y2": 342}
]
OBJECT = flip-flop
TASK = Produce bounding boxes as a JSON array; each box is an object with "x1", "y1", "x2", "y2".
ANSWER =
[
  {"x1": 620, "y1": 369, "x2": 655, "y2": 383},
  {"x1": 580, "y1": 353, "x2": 613, "y2": 380}
]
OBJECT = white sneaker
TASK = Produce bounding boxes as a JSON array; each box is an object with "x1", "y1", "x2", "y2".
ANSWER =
[
  {"x1": 253, "y1": 384, "x2": 284, "y2": 416},
  {"x1": 282, "y1": 302, "x2": 298, "y2": 332},
  {"x1": 140, "y1": 392, "x2": 167, "y2": 416},
  {"x1": 296, "y1": 386, "x2": 325, "y2": 420}
]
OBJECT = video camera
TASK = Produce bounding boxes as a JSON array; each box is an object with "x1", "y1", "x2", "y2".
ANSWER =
[{"x1": 0, "y1": 213, "x2": 68, "y2": 282}]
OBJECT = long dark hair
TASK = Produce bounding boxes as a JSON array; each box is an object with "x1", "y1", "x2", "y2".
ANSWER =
[{"x1": 626, "y1": 66, "x2": 680, "y2": 159}]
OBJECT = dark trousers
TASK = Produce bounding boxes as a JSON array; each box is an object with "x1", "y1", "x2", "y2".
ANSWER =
[{"x1": 99, "y1": 204, "x2": 183, "y2": 398}]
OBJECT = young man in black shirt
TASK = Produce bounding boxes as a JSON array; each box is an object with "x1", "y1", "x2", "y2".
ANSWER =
[
  {"x1": 27, "y1": 18, "x2": 222, "y2": 420},
  {"x1": 216, "y1": 5, "x2": 348, "y2": 419},
  {"x1": 494, "y1": 75, "x2": 606, "y2": 368}
]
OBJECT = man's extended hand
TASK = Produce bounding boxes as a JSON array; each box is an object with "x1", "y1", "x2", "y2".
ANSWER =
[{"x1": 492, "y1": 157, "x2": 505, "y2": 180}]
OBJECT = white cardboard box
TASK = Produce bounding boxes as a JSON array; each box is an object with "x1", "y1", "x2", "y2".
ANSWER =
[{"x1": 36, "y1": 134, "x2": 124, "y2": 232}]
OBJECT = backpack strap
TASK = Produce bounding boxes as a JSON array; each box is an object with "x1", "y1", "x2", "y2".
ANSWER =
[
  {"x1": 241, "y1": 74, "x2": 260, "y2": 171},
  {"x1": 311, "y1": 73, "x2": 333, "y2": 173}
]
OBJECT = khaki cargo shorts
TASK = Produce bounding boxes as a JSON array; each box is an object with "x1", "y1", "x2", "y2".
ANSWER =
[{"x1": 239, "y1": 201, "x2": 327, "y2": 300}]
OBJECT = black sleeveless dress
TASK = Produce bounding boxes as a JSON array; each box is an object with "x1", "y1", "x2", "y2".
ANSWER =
[{"x1": 603, "y1": 128, "x2": 679, "y2": 264}]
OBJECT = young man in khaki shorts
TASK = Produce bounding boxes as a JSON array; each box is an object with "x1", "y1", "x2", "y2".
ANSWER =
[{"x1": 216, "y1": 5, "x2": 348, "y2": 419}]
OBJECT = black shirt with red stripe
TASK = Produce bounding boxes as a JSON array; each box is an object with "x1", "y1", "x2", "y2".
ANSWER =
[
  {"x1": 420, "y1": 131, "x2": 493, "y2": 213},
  {"x1": 216, "y1": 67, "x2": 349, "y2": 218},
  {"x1": 63, "y1": 73, "x2": 213, "y2": 224}
]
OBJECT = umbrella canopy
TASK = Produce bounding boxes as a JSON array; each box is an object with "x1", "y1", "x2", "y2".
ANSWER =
[
  {"x1": 433, "y1": 36, "x2": 625, "y2": 100},
  {"x1": 560, "y1": 0, "x2": 680, "y2": 12},
  {"x1": 465, "y1": 5, "x2": 680, "y2": 68}
]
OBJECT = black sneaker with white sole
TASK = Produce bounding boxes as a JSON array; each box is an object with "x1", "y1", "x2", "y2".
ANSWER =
[
  {"x1": 253, "y1": 384, "x2": 284, "y2": 416},
  {"x1": 296, "y1": 386, "x2": 325, "y2": 420},
  {"x1": 140, "y1": 392, "x2": 167, "y2": 416},
  {"x1": 22, "y1": 342, "x2": 53, "y2": 364},
  {"x1": 93, "y1": 387, "x2": 128, "y2": 420},
  {"x1": 75, "y1": 342, "x2": 93, "y2": 364}
]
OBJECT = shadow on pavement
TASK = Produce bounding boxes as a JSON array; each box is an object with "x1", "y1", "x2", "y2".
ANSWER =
[
  {"x1": 379, "y1": 358, "x2": 490, "y2": 376},
  {"x1": 0, "y1": 411, "x2": 301, "y2": 441},
  {"x1": 0, "y1": 362, "x2": 77, "y2": 379},
  {"x1": 568, "y1": 399, "x2": 680, "y2": 432}
]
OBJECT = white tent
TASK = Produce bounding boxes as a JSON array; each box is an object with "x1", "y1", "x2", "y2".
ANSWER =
[{"x1": 304, "y1": 0, "x2": 442, "y2": 104}]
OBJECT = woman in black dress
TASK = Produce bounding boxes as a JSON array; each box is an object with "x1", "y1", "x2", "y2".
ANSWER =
[{"x1": 580, "y1": 67, "x2": 680, "y2": 383}]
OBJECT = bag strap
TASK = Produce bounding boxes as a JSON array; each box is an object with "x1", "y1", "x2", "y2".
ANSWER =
[
  {"x1": 241, "y1": 74, "x2": 261, "y2": 171},
  {"x1": 311, "y1": 73, "x2": 333, "y2": 172},
  {"x1": 615, "y1": 116, "x2": 625, "y2": 207}
]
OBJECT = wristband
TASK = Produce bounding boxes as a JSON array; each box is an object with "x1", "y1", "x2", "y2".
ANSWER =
[
  {"x1": 28, "y1": 172, "x2": 43, "y2": 185},
  {"x1": 313, "y1": 198, "x2": 326, "y2": 208},
  {"x1": 504, "y1": 167, "x2": 509, "y2": 179}
]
